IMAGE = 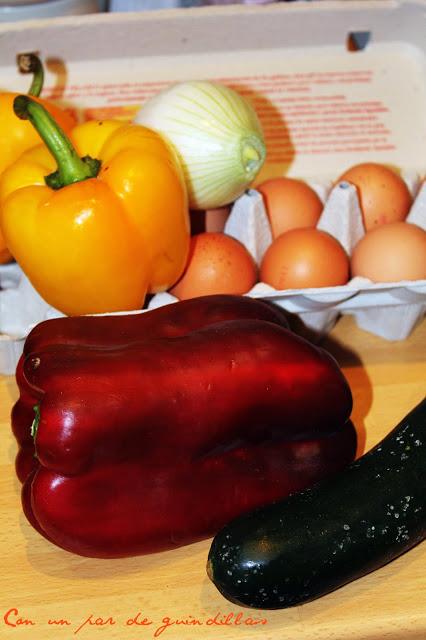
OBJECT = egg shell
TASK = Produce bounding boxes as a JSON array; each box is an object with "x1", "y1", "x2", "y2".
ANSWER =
[
  {"x1": 256, "y1": 177, "x2": 324, "y2": 238},
  {"x1": 170, "y1": 232, "x2": 257, "y2": 300},
  {"x1": 351, "y1": 222, "x2": 426, "y2": 282},
  {"x1": 204, "y1": 206, "x2": 231, "y2": 232},
  {"x1": 260, "y1": 228, "x2": 350, "y2": 290},
  {"x1": 338, "y1": 162, "x2": 413, "y2": 231}
]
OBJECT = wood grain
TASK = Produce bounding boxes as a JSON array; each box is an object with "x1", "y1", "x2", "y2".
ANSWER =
[{"x1": 1, "y1": 315, "x2": 425, "y2": 640}]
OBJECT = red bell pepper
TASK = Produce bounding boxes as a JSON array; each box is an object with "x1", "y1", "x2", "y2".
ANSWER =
[
  {"x1": 12, "y1": 295, "x2": 290, "y2": 482},
  {"x1": 14, "y1": 296, "x2": 355, "y2": 558}
]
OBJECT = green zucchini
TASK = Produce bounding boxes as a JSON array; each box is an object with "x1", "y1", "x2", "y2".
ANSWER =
[{"x1": 207, "y1": 397, "x2": 426, "y2": 609}]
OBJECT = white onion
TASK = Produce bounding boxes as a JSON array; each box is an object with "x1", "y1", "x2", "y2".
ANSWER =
[{"x1": 134, "y1": 80, "x2": 266, "y2": 210}]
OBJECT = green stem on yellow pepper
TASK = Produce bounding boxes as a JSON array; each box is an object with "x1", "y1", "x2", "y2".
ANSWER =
[
  {"x1": 16, "y1": 52, "x2": 45, "y2": 98},
  {"x1": 13, "y1": 95, "x2": 100, "y2": 189}
]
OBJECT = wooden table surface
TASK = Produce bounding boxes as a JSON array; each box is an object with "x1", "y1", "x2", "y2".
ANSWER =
[{"x1": 1, "y1": 315, "x2": 425, "y2": 640}]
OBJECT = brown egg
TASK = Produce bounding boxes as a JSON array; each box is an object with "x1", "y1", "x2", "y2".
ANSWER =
[
  {"x1": 338, "y1": 162, "x2": 412, "y2": 231},
  {"x1": 256, "y1": 177, "x2": 323, "y2": 238},
  {"x1": 189, "y1": 206, "x2": 231, "y2": 235},
  {"x1": 351, "y1": 222, "x2": 426, "y2": 282},
  {"x1": 204, "y1": 206, "x2": 231, "y2": 232},
  {"x1": 170, "y1": 232, "x2": 257, "y2": 300},
  {"x1": 260, "y1": 228, "x2": 350, "y2": 290}
]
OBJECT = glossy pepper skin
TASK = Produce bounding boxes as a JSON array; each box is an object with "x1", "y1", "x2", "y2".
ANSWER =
[
  {"x1": 0, "y1": 97, "x2": 189, "y2": 315},
  {"x1": 12, "y1": 294, "x2": 290, "y2": 483},
  {"x1": 17, "y1": 300, "x2": 355, "y2": 558},
  {"x1": 0, "y1": 53, "x2": 75, "y2": 263}
]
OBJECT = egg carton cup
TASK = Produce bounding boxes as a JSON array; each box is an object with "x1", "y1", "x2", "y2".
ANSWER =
[
  {"x1": 0, "y1": 175, "x2": 425, "y2": 374},
  {"x1": 0, "y1": 265, "x2": 64, "y2": 374}
]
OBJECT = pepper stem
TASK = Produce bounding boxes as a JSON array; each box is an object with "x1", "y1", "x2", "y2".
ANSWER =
[
  {"x1": 13, "y1": 95, "x2": 100, "y2": 189},
  {"x1": 30, "y1": 404, "x2": 40, "y2": 440},
  {"x1": 16, "y1": 52, "x2": 45, "y2": 98}
]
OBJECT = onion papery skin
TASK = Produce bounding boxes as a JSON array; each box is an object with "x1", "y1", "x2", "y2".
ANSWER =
[{"x1": 134, "y1": 81, "x2": 266, "y2": 210}]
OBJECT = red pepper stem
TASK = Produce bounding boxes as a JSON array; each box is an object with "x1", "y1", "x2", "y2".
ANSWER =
[
  {"x1": 30, "y1": 404, "x2": 40, "y2": 441},
  {"x1": 16, "y1": 53, "x2": 44, "y2": 98},
  {"x1": 13, "y1": 95, "x2": 100, "y2": 189}
]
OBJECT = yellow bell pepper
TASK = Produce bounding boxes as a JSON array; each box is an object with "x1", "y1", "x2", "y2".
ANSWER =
[
  {"x1": 0, "y1": 96, "x2": 189, "y2": 316},
  {"x1": 0, "y1": 53, "x2": 76, "y2": 264}
]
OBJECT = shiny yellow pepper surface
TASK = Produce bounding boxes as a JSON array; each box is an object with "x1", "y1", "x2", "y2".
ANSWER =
[{"x1": 0, "y1": 96, "x2": 190, "y2": 316}]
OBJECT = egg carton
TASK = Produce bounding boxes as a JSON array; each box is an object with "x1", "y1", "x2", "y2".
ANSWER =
[
  {"x1": 0, "y1": 175, "x2": 425, "y2": 375},
  {"x1": 149, "y1": 175, "x2": 426, "y2": 339}
]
